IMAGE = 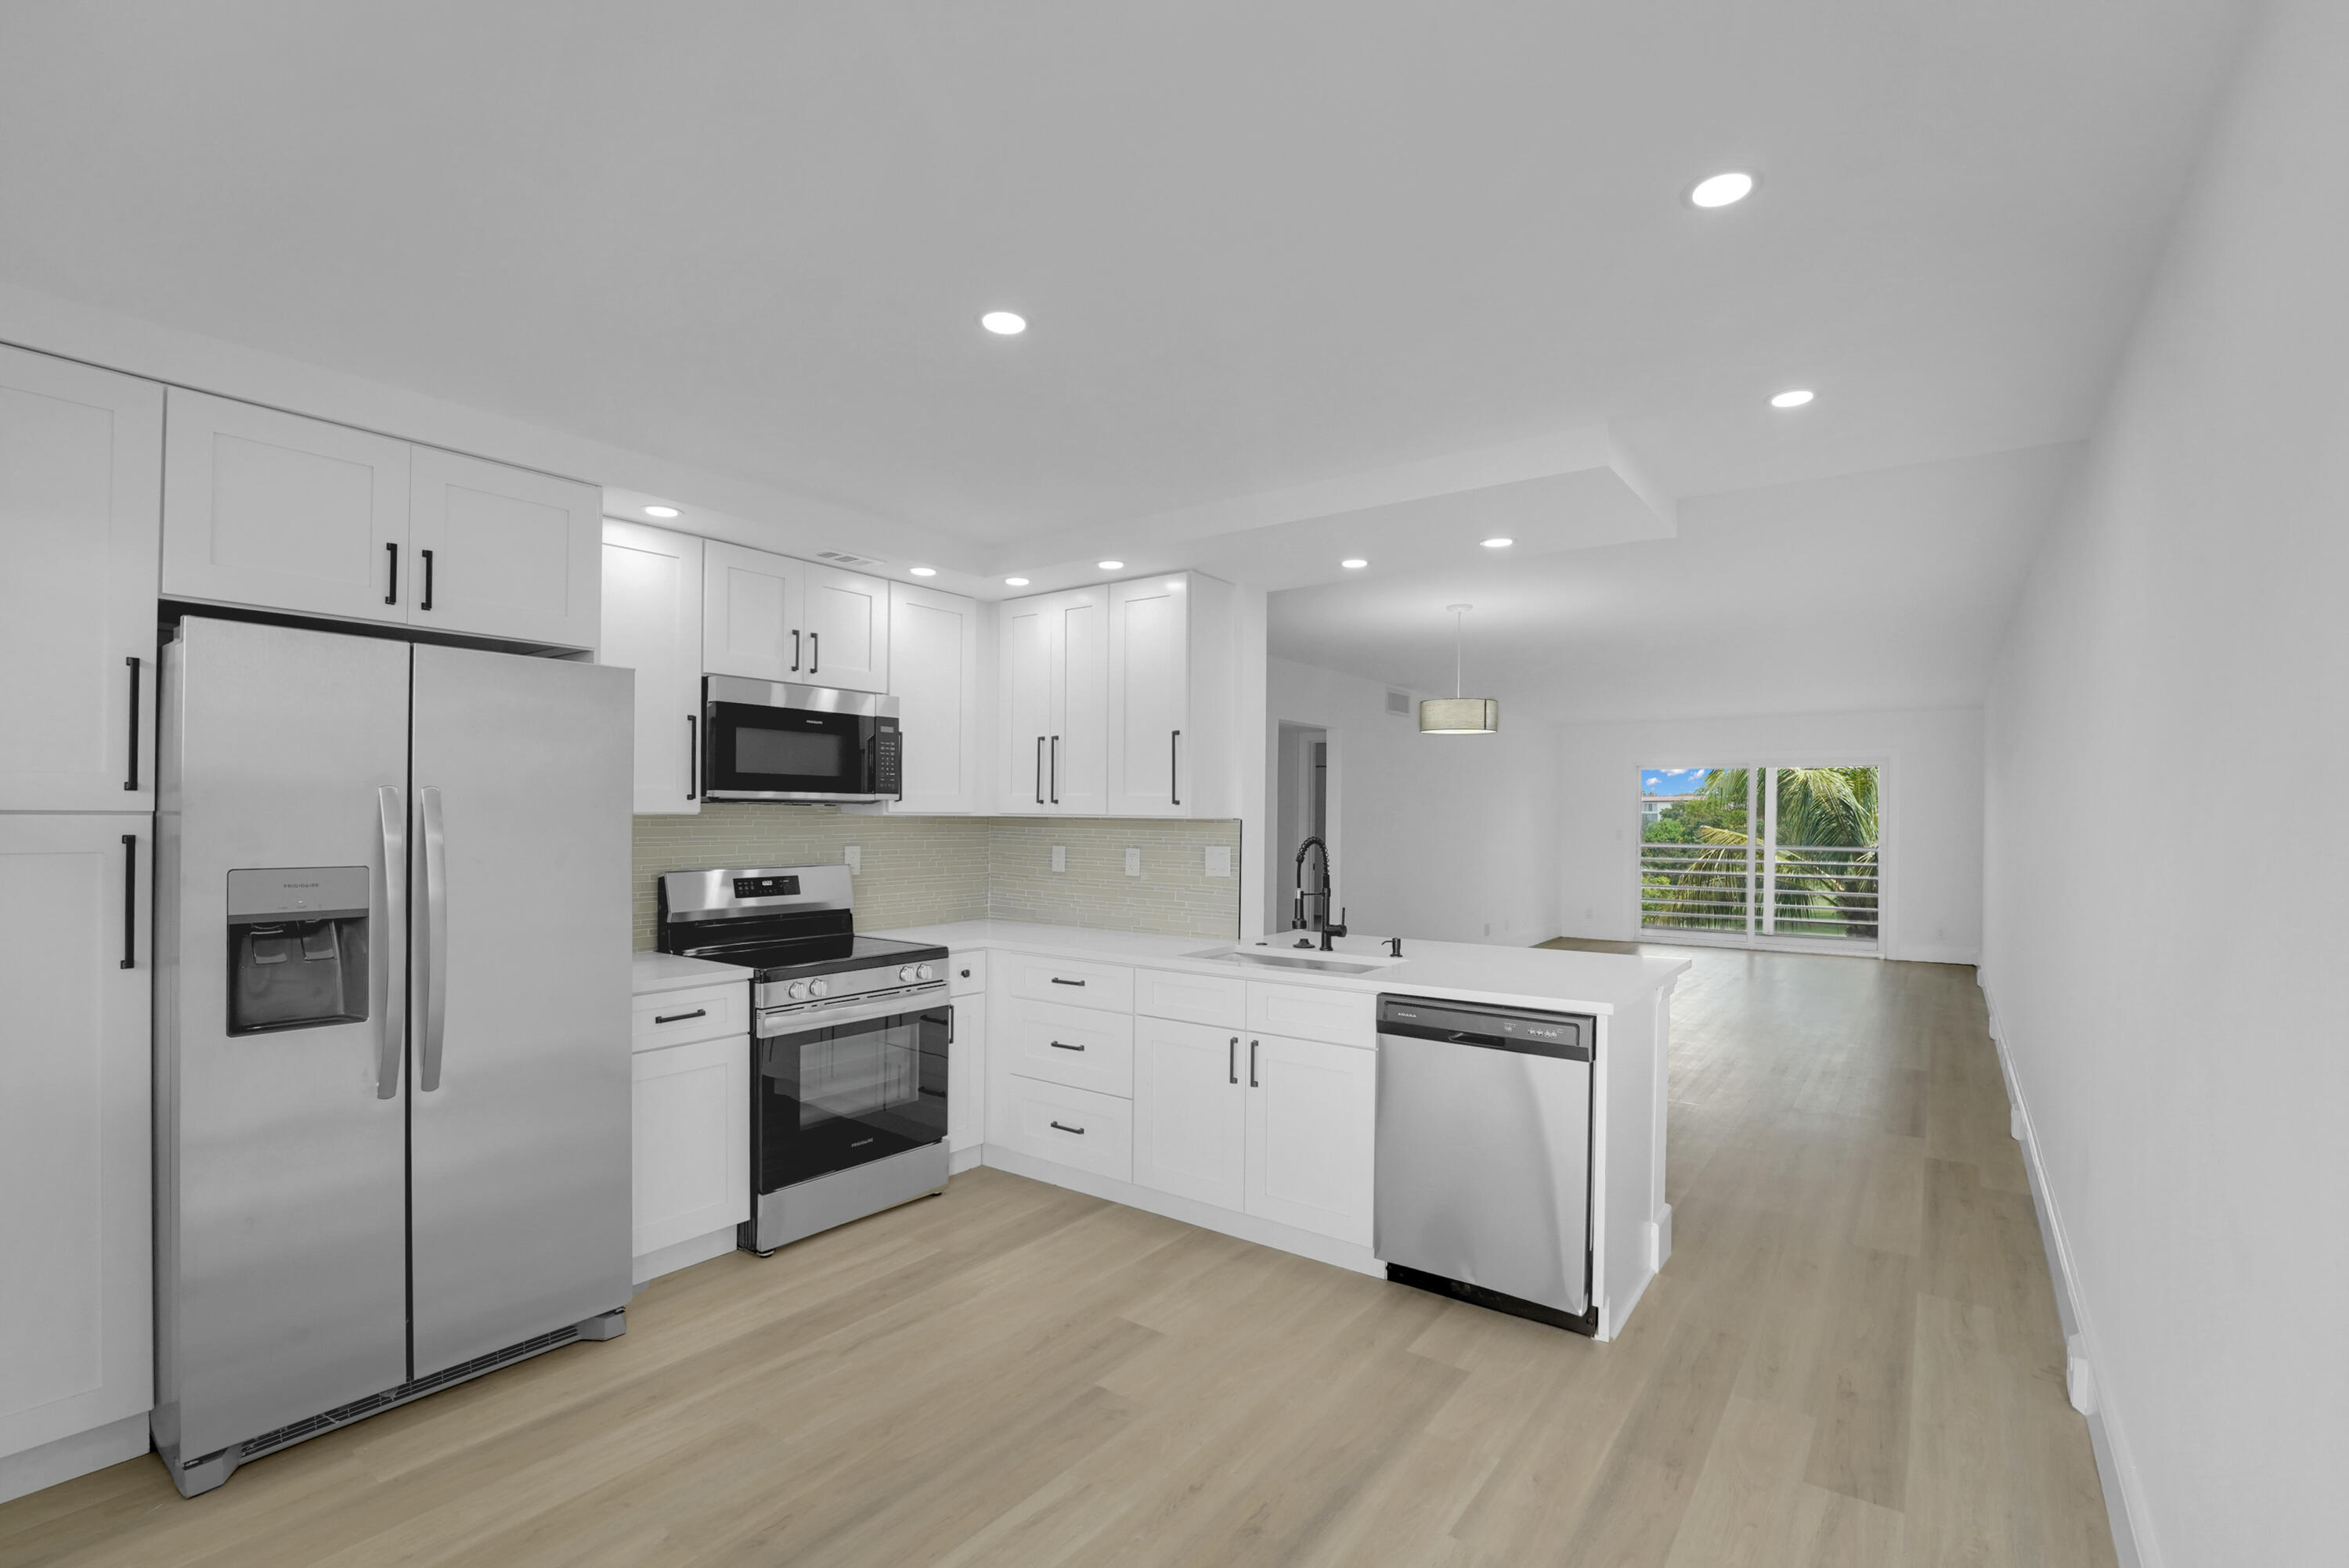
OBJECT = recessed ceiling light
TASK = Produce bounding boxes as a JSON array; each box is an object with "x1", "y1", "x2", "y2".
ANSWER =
[
  {"x1": 643, "y1": 505, "x2": 680, "y2": 518},
  {"x1": 1770, "y1": 388, "x2": 1815, "y2": 409},
  {"x1": 1341, "y1": 558, "x2": 1369, "y2": 569},
  {"x1": 910, "y1": 566, "x2": 937, "y2": 577},
  {"x1": 980, "y1": 311, "x2": 1027, "y2": 335},
  {"x1": 1098, "y1": 560, "x2": 1124, "y2": 571},
  {"x1": 1689, "y1": 171, "x2": 1756, "y2": 208},
  {"x1": 1480, "y1": 537, "x2": 1514, "y2": 549},
  {"x1": 1004, "y1": 576, "x2": 1030, "y2": 586}
]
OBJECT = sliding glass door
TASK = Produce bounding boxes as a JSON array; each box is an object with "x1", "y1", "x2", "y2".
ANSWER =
[{"x1": 1638, "y1": 766, "x2": 1880, "y2": 951}]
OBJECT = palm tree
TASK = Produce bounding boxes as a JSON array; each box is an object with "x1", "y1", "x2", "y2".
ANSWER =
[{"x1": 1645, "y1": 767, "x2": 1879, "y2": 939}]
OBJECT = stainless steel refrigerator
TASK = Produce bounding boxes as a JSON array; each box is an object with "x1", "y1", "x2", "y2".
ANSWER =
[{"x1": 152, "y1": 616, "x2": 633, "y2": 1497}]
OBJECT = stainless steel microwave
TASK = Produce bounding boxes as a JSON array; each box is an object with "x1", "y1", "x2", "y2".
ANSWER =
[{"x1": 701, "y1": 676, "x2": 901, "y2": 802}]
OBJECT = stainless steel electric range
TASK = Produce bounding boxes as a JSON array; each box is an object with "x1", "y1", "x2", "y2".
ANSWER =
[{"x1": 655, "y1": 865, "x2": 952, "y2": 1253}]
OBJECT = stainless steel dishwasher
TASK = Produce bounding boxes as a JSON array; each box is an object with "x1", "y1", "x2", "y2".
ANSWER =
[{"x1": 1373, "y1": 994, "x2": 1599, "y2": 1334}]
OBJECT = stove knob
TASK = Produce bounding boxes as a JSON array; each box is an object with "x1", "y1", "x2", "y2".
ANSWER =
[
  {"x1": 786, "y1": 980, "x2": 810, "y2": 1001},
  {"x1": 915, "y1": 963, "x2": 936, "y2": 982},
  {"x1": 808, "y1": 979, "x2": 829, "y2": 998},
  {"x1": 898, "y1": 964, "x2": 917, "y2": 983}
]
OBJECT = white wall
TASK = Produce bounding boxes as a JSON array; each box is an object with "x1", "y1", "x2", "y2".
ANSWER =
[
  {"x1": 1266, "y1": 657, "x2": 1561, "y2": 945},
  {"x1": 1553, "y1": 708, "x2": 1984, "y2": 963},
  {"x1": 1981, "y1": 2, "x2": 2349, "y2": 1563}
]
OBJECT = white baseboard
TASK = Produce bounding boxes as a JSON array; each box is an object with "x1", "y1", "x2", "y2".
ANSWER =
[
  {"x1": 1893, "y1": 942, "x2": 1983, "y2": 966},
  {"x1": 1978, "y1": 975, "x2": 2156, "y2": 1568},
  {"x1": 0, "y1": 1412, "x2": 150, "y2": 1506},
  {"x1": 948, "y1": 1142, "x2": 985, "y2": 1174},
  {"x1": 631, "y1": 1224, "x2": 740, "y2": 1285},
  {"x1": 1651, "y1": 1202, "x2": 1673, "y2": 1267},
  {"x1": 980, "y1": 1144, "x2": 1384, "y2": 1279}
]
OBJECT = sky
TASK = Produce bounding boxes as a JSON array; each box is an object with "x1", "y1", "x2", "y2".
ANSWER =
[{"x1": 1641, "y1": 767, "x2": 1715, "y2": 797}]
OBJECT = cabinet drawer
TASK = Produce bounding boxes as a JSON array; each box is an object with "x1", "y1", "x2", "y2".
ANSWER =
[
  {"x1": 947, "y1": 950, "x2": 988, "y2": 997},
  {"x1": 992, "y1": 1076, "x2": 1133, "y2": 1182},
  {"x1": 999, "y1": 997, "x2": 1134, "y2": 1098},
  {"x1": 1246, "y1": 982, "x2": 1375, "y2": 1048},
  {"x1": 630, "y1": 981, "x2": 749, "y2": 1051},
  {"x1": 1000, "y1": 952, "x2": 1133, "y2": 1012},
  {"x1": 1134, "y1": 968, "x2": 1245, "y2": 1028}
]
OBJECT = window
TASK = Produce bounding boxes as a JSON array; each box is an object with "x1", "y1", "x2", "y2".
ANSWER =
[{"x1": 1639, "y1": 766, "x2": 1880, "y2": 950}]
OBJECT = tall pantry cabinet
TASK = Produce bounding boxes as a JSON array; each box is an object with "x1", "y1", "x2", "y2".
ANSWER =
[{"x1": 0, "y1": 344, "x2": 160, "y2": 1497}]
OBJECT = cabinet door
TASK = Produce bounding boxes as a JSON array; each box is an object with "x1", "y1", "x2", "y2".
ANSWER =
[
  {"x1": 702, "y1": 540, "x2": 803, "y2": 681},
  {"x1": 0, "y1": 816, "x2": 151, "y2": 1458},
  {"x1": 888, "y1": 582, "x2": 984, "y2": 813},
  {"x1": 0, "y1": 346, "x2": 163, "y2": 813},
  {"x1": 1106, "y1": 576, "x2": 1190, "y2": 815},
  {"x1": 801, "y1": 563, "x2": 889, "y2": 693},
  {"x1": 1049, "y1": 587, "x2": 1109, "y2": 813},
  {"x1": 631, "y1": 1035, "x2": 750, "y2": 1258},
  {"x1": 407, "y1": 447, "x2": 601, "y2": 648},
  {"x1": 1243, "y1": 1033, "x2": 1375, "y2": 1245},
  {"x1": 161, "y1": 388, "x2": 410, "y2": 625},
  {"x1": 948, "y1": 1000, "x2": 985, "y2": 1154},
  {"x1": 602, "y1": 521, "x2": 704, "y2": 814},
  {"x1": 998, "y1": 594, "x2": 1053, "y2": 813},
  {"x1": 1132, "y1": 1016, "x2": 1246, "y2": 1210}
]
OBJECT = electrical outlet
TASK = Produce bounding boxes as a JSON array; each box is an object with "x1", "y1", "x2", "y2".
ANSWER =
[
  {"x1": 1124, "y1": 847, "x2": 1142, "y2": 877},
  {"x1": 843, "y1": 845, "x2": 861, "y2": 874},
  {"x1": 1484, "y1": 922, "x2": 1492, "y2": 936},
  {"x1": 1204, "y1": 845, "x2": 1232, "y2": 878},
  {"x1": 1051, "y1": 845, "x2": 1066, "y2": 873}
]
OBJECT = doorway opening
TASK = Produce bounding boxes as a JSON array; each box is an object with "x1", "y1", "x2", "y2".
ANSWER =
[
  {"x1": 1638, "y1": 766, "x2": 1881, "y2": 953},
  {"x1": 1273, "y1": 723, "x2": 1336, "y2": 934}
]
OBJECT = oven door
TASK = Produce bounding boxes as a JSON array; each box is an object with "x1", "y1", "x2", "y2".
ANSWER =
[
  {"x1": 755, "y1": 997, "x2": 949, "y2": 1193},
  {"x1": 703, "y1": 685, "x2": 879, "y2": 802}
]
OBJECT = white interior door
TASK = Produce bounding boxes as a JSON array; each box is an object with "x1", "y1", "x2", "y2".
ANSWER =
[
  {"x1": 0, "y1": 816, "x2": 151, "y2": 1457},
  {"x1": 161, "y1": 388, "x2": 410, "y2": 625},
  {"x1": 998, "y1": 596, "x2": 1052, "y2": 813},
  {"x1": 406, "y1": 447, "x2": 601, "y2": 649},
  {"x1": 888, "y1": 582, "x2": 983, "y2": 813},
  {"x1": 1106, "y1": 577, "x2": 1189, "y2": 815},
  {"x1": 1243, "y1": 1033, "x2": 1375, "y2": 1244},
  {"x1": 702, "y1": 540, "x2": 803, "y2": 681},
  {"x1": 0, "y1": 345, "x2": 163, "y2": 813},
  {"x1": 1132, "y1": 1016, "x2": 1246, "y2": 1209},
  {"x1": 1050, "y1": 588, "x2": 1108, "y2": 813},
  {"x1": 601, "y1": 521, "x2": 704, "y2": 814},
  {"x1": 800, "y1": 564, "x2": 889, "y2": 693}
]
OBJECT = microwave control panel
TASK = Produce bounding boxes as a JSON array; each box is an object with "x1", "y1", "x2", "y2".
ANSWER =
[{"x1": 875, "y1": 720, "x2": 901, "y2": 796}]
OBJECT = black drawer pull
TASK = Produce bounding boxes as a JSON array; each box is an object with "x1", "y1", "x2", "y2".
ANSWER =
[
  {"x1": 1049, "y1": 976, "x2": 1087, "y2": 987},
  {"x1": 654, "y1": 1007, "x2": 707, "y2": 1025},
  {"x1": 1048, "y1": 1120, "x2": 1085, "y2": 1136},
  {"x1": 1048, "y1": 1040, "x2": 1085, "y2": 1052}
]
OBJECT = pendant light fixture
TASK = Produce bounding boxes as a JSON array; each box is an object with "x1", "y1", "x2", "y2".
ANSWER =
[{"x1": 1419, "y1": 604, "x2": 1500, "y2": 734}]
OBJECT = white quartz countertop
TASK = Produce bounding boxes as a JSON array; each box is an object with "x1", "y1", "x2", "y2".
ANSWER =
[
  {"x1": 867, "y1": 920, "x2": 1689, "y2": 1015},
  {"x1": 630, "y1": 952, "x2": 755, "y2": 996}
]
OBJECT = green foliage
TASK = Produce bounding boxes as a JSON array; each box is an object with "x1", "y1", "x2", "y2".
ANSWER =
[{"x1": 1642, "y1": 766, "x2": 1881, "y2": 939}]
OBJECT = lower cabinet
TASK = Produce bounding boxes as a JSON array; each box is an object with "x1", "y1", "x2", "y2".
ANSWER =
[
  {"x1": 990, "y1": 1076, "x2": 1134, "y2": 1182},
  {"x1": 631, "y1": 1034, "x2": 749, "y2": 1259},
  {"x1": 1131, "y1": 1017, "x2": 1246, "y2": 1210},
  {"x1": 948, "y1": 1000, "x2": 985, "y2": 1155}
]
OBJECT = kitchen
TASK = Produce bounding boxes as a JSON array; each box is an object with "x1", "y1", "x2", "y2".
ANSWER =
[{"x1": 2, "y1": 5, "x2": 2343, "y2": 1566}]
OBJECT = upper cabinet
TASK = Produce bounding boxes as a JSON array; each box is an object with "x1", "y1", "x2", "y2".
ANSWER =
[
  {"x1": 996, "y1": 586, "x2": 1107, "y2": 814},
  {"x1": 0, "y1": 345, "x2": 164, "y2": 813},
  {"x1": 886, "y1": 582, "x2": 987, "y2": 814},
  {"x1": 601, "y1": 521, "x2": 704, "y2": 815},
  {"x1": 702, "y1": 542, "x2": 890, "y2": 694},
  {"x1": 162, "y1": 389, "x2": 600, "y2": 650}
]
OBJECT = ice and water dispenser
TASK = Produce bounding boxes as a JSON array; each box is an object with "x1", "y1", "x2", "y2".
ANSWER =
[{"x1": 226, "y1": 867, "x2": 371, "y2": 1035}]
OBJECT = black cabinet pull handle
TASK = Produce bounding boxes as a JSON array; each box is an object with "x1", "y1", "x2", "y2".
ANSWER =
[
  {"x1": 1249, "y1": 1039, "x2": 1259, "y2": 1088},
  {"x1": 686, "y1": 714, "x2": 698, "y2": 800},
  {"x1": 1048, "y1": 1120, "x2": 1085, "y2": 1136},
  {"x1": 792, "y1": 629, "x2": 801, "y2": 672},
  {"x1": 1048, "y1": 976, "x2": 1086, "y2": 987},
  {"x1": 1049, "y1": 735, "x2": 1059, "y2": 803},
  {"x1": 384, "y1": 542, "x2": 399, "y2": 604},
  {"x1": 120, "y1": 834, "x2": 135, "y2": 969},
  {"x1": 1171, "y1": 729, "x2": 1181, "y2": 806},
  {"x1": 1229, "y1": 1036, "x2": 1238, "y2": 1084},
  {"x1": 1048, "y1": 1040, "x2": 1085, "y2": 1052},
  {"x1": 1035, "y1": 736, "x2": 1045, "y2": 805},
  {"x1": 123, "y1": 658, "x2": 141, "y2": 791},
  {"x1": 809, "y1": 632, "x2": 819, "y2": 675},
  {"x1": 653, "y1": 1007, "x2": 706, "y2": 1025},
  {"x1": 420, "y1": 548, "x2": 435, "y2": 611}
]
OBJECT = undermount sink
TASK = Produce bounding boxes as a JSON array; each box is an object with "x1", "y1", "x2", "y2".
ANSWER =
[{"x1": 1184, "y1": 943, "x2": 1403, "y2": 976}]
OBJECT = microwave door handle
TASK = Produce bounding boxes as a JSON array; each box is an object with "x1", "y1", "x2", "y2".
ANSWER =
[
  {"x1": 417, "y1": 786, "x2": 449, "y2": 1093},
  {"x1": 377, "y1": 786, "x2": 406, "y2": 1099}
]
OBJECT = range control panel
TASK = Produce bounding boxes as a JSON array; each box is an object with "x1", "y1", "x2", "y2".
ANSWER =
[{"x1": 732, "y1": 874, "x2": 801, "y2": 899}]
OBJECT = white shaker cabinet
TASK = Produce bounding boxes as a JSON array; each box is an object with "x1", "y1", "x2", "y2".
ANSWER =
[
  {"x1": 800, "y1": 562, "x2": 889, "y2": 694},
  {"x1": 1106, "y1": 572, "x2": 1238, "y2": 818},
  {"x1": 1242, "y1": 1031, "x2": 1376, "y2": 1245},
  {"x1": 630, "y1": 1035, "x2": 749, "y2": 1260},
  {"x1": 702, "y1": 540, "x2": 802, "y2": 682},
  {"x1": 0, "y1": 816, "x2": 152, "y2": 1462},
  {"x1": 161, "y1": 388, "x2": 410, "y2": 627},
  {"x1": 886, "y1": 582, "x2": 987, "y2": 813},
  {"x1": 406, "y1": 447, "x2": 601, "y2": 650},
  {"x1": 995, "y1": 586, "x2": 1107, "y2": 814},
  {"x1": 1131, "y1": 1015, "x2": 1247, "y2": 1211},
  {"x1": 948, "y1": 997, "x2": 986, "y2": 1155},
  {"x1": 601, "y1": 521, "x2": 705, "y2": 815},
  {"x1": 0, "y1": 346, "x2": 162, "y2": 813}
]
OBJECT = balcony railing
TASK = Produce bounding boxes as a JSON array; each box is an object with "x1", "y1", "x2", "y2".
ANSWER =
[{"x1": 1639, "y1": 841, "x2": 1879, "y2": 943}]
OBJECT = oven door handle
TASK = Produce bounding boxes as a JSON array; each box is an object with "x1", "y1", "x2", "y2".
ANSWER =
[{"x1": 756, "y1": 990, "x2": 951, "y2": 1037}]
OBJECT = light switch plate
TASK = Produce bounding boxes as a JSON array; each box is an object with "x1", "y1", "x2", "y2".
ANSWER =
[
  {"x1": 1051, "y1": 845, "x2": 1066, "y2": 873},
  {"x1": 844, "y1": 845, "x2": 861, "y2": 874},
  {"x1": 1124, "y1": 847, "x2": 1142, "y2": 877},
  {"x1": 1204, "y1": 845, "x2": 1232, "y2": 878}
]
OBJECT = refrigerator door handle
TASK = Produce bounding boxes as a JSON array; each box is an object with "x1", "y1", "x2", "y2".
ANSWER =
[
  {"x1": 417, "y1": 785, "x2": 449, "y2": 1092},
  {"x1": 377, "y1": 787, "x2": 407, "y2": 1099}
]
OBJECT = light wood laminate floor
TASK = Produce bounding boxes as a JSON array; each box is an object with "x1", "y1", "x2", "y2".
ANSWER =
[{"x1": 1, "y1": 946, "x2": 2116, "y2": 1567}]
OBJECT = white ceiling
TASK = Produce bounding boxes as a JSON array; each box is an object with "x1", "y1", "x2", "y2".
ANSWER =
[{"x1": 0, "y1": 2, "x2": 2250, "y2": 711}]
